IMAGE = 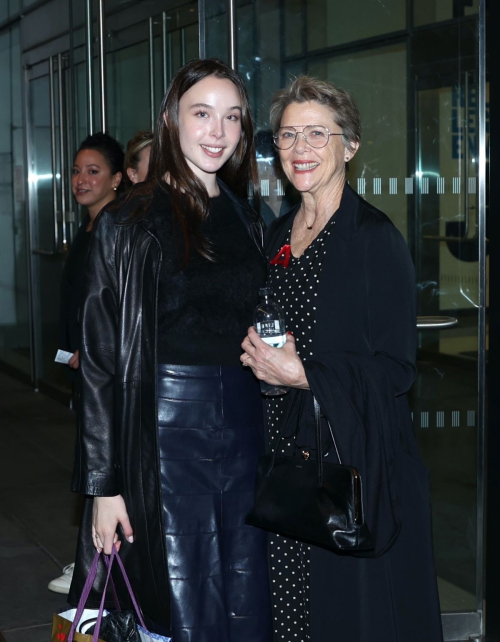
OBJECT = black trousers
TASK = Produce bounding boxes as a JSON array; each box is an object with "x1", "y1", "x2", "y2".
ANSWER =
[{"x1": 157, "y1": 363, "x2": 273, "y2": 642}]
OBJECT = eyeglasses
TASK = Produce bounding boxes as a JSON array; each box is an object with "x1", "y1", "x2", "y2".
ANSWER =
[{"x1": 273, "y1": 125, "x2": 343, "y2": 150}]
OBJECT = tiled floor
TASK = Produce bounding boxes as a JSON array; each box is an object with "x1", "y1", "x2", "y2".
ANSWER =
[{"x1": 0, "y1": 371, "x2": 81, "y2": 642}]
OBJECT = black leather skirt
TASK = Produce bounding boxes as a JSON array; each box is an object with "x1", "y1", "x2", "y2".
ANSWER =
[{"x1": 157, "y1": 364, "x2": 273, "y2": 642}]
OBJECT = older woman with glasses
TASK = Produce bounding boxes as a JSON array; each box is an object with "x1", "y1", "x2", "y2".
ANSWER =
[{"x1": 241, "y1": 76, "x2": 443, "y2": 642}]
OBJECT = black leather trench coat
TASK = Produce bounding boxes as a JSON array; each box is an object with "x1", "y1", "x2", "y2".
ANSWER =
[{"x1": 68, "y1": 180, "x2": 265, "y2": 631}]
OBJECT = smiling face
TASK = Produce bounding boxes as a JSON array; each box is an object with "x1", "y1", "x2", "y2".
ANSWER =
[
  {"x1": 175, "y1": 76, "x2": 243, "y2": 188},
  {"x1": 71, "y1": 149, "x2": 121, "y2": 218},
  {"x1": 278, "y1": 101, "x2": 357, "y2": 197}
]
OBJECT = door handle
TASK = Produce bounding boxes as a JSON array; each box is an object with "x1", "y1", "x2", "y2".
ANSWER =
[
  {"x1": 85, "y1": 0, "x2": 94, "y2": 134},
  {"x1": 44, "y1": 55, "x2": 59, "y2": 256},
  {"x1": 149, "y1": 16, "x2": 156, "y2": 131},
  {"x1": 162, "y1": 12, "x2": 168, "y2": 93},
  {"x1": 58, "y1": 53, "x2": 68, "y2": 252},
  {"x1": 98, "y1": 0, "x2": 107, "y2": 132},
  {"x1": 416, "y1": 316, "x2": 458, "y2": 329}
]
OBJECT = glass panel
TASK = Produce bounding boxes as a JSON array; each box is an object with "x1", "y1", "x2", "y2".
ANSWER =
[
  {"x1": 415, "y1": 0, "x2": 479, "y2": 27},
  {"x1": 306, "y1": 0, "x2": 405, "y2": 50},
  {"x1": 206, "y1": 0, "x2": 228, "y2": 60},
  {"x1": 410, "y1": 53, "x2": 482, "y2": 611},
  {"x1": 0, "y1": 25, "x2": 31, "y2": 376},
  {"x1": 105, "y1": 5, "x2": 198, "y2": 146},
  {"x1": 0, "y1": 0, "x2": 20, "y2": 21},
  {"x1": 107, "y1": 41, "x2": 151, "y2": 144},
  {"x1": 283, "y1": 0, "x2": 303, "y2": 57},
  {"x1": 308, "y1": 44, "x2": 408, "y2": 235}
]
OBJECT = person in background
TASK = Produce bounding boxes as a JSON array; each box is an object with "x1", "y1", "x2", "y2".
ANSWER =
[
  {"x1": 68, "y1": 59, "x2": 273, "y2": 641},
  {"x1": 48, "y1": 132, "x2": 123, "y2": 594},
  {"x1": 241, "y1": 76, "x2": 443, "y2": 642},
  {"x1": 123, "y1": 130, "x2": 153, "y2": 187}
]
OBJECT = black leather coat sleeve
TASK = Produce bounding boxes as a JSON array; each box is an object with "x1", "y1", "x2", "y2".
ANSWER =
[{"x1": 71, "y1": 209, "x2": 121, "y2": 496}]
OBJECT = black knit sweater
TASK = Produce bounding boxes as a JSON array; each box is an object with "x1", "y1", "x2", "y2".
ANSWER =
[{"x1": 157, "y1": 190, "x2": 267, "y2": 366}]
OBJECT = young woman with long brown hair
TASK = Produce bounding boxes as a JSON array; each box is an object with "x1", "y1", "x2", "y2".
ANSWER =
[{"x1": 68, "y1": 59, "x2": 272, "y2": 642}]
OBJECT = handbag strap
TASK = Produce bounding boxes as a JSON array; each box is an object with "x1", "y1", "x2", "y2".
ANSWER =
[
  {"x1": 313, "y1": 397, "x2": 342, "y2": 465},
  {"x1": 268, "y1": 388, "x2": 303, "y2": 473},
  {"x1": 313, "y1": 397, "x2": 323, "y2": 487},
  {"x1": 270, "y1": 391, "x2": 343, "y2": 488}
]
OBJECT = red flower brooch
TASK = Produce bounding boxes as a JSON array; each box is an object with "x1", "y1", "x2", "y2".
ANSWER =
[{"x1": 270, "y1": 244, "x2": 291, "y2": 268}]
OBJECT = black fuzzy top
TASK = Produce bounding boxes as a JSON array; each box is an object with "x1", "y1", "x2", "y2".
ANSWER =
[{"x1": 157, "y1": 189, "x2": 267, "y2": 365}]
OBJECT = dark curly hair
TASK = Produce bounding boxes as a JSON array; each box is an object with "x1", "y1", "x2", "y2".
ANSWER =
[{"x1": 76, "y1": 132, "x2": 125, "y2": 178}]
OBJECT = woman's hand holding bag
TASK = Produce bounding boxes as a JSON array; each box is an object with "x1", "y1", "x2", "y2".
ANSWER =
[{"x1": 52, "y1": 546, "x2": 171, "y2": 642}]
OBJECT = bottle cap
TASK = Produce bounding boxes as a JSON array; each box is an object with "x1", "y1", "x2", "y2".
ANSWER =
[{"x1": 259, "y1": 287, "x2": 273, "y2": 297}]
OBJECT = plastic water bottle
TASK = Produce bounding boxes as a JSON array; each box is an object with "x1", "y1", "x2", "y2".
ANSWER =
[{"x1": 253, "y1": 287, "x2": 289, "y2": 396}]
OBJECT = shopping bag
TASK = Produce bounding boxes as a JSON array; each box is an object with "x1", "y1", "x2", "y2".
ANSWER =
[
  {"x1": 136, "y1": 625, "x2": 171, "y2": 642},
  {"x1": 52, "y1": 609, "x2": 106, "y2": 641},
  {"x1": 51, "y1": 549, "x2": 109, "y2": 641},
  {"x1": 52, "y1": 545, "x2": 171, "y2": 642},
  {"x1": 100, "y1": 549, "x2": 171, "y2": 642}
]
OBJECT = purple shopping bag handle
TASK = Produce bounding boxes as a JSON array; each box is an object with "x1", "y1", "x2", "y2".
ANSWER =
[
  {"x1": 102, "y1": 548, "x2": 146, "y2": 629},
  {"x1": 68, "y1": 546, "x2": 147, "y2": 642},
  {"x1": 68, "y1": 550, "x2": 104, "y2": 642}
]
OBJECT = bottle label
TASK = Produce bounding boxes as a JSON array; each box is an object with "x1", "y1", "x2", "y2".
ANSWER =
[
  {"x1": 256, "y1": 320, "x2": 281, "y2": 335},
  {"x1": 260, "y1": 334, "x2": 286, "y2": 349}
]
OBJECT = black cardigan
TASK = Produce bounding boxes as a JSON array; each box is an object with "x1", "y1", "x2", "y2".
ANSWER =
[{"x1": 266, "y1": 184, "x2": 442, "y2": 641}]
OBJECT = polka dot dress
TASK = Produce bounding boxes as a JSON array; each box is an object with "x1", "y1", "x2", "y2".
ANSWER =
[{"x1": 266, "y1": 216, "x2": 336, "y2": 641}]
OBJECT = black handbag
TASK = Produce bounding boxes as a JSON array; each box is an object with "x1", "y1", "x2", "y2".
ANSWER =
[{"x1": 246, "y1": 392, "x2": 374, "y2": 552}]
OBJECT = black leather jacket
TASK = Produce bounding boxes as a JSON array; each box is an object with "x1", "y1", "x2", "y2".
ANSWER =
[{"x1": 68, "y1": 180, "x2": 265, "y2": 628}]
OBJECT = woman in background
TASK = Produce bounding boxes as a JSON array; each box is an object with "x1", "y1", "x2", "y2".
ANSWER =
[
  {"x1": 48, "y1": 132, "x2": 123, "y2": 595},
  {"x1": 124, "y1": 130, "x2": 153, "y2": 187}
]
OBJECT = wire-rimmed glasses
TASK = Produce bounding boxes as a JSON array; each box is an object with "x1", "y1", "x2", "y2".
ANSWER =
[{"x1": 273, "y1": 125, "x2": 343, "y2": 150}]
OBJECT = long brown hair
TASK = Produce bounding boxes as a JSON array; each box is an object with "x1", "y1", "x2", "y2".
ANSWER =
[{"x1": 147, "y1": 58, "x2": 259, "y2": 263}]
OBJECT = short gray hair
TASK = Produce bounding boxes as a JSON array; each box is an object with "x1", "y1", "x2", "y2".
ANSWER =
[{"x1": 270, "y1": 76, "x2": 361, "y2": 153}]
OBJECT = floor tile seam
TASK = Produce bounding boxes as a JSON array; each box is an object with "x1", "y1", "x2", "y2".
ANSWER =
[
  {"x1": 0, "y1": 480, "x2": 73, "y2": 493},
  {"x1": 1, "y1": 623, "x2": 52, "y2": 634},
  {"x1": 1, "y1": 424, "x2": 74, "y2": 474},
  {"x1": 0, "y1": 501, "x2": 66, "y2": 570}
]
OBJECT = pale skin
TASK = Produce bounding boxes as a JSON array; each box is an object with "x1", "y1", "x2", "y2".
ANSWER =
[
  {"x1": 240, "y1": 100, "x2": 359, "y2": 387},
  {"x1": 69, "y1": 150, "x2": 122, "y2": 372},
  {"x1": 92, "y1": 76, "x2": 244, "y2": 555}
]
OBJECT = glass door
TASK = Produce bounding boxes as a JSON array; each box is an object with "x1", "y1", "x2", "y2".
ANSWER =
[
  {"x1": 26, "y1": 53, "x2": 79, "y2": 398},
  {"x1": 408, "y1": 23, "x2": 486, "y2": 637}
]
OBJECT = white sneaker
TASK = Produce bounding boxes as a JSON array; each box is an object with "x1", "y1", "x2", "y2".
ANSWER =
[{"x1": 48, "y1": 562, "x2": 75, "y2": 594}]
